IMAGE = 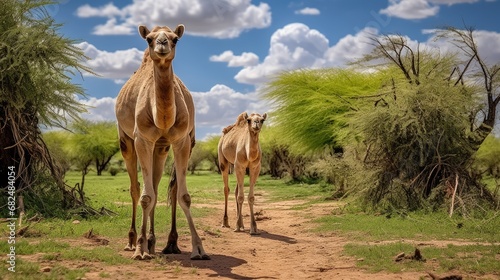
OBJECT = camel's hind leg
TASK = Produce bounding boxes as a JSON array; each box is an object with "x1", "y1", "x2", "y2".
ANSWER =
[
  {"x1": 119, "y1": 130, "x2": 140, "y2": 251},
  {"x1": 162, "y1": 165, "x2": 181, "y2": 255}
]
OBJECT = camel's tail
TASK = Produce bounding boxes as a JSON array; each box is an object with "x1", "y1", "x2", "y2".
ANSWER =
[{"x1": 167, "y1": 163, "x2": 176, "y2": 207}]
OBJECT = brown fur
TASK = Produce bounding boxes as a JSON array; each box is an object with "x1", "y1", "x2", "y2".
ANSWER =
[
  {"x1": 218, "y1": 112, "x2": 267, "y2": 234},
  {"x1": 115, "y1": 24, "x2": 208, "y2": 260}
]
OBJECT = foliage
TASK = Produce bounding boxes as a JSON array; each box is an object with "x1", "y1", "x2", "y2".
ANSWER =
[
  {"x1": 474, "y1": 135, "x2": 500, "y2": 178},
  {"x1": 0, "y1": 0, "x2": 94, "y2": 217},
  {"x1": 203, "y1": 135, "x2": 221, "y2": 172},
  {"x1": 68, "y1": 120, "x2": 120, "y2": 176},
  {"x1": 263, "y1": 68, "x2": 384, "y2": 153},
  {"x1": 350, "y1": 33, "x2": 497, "y2": 212}
]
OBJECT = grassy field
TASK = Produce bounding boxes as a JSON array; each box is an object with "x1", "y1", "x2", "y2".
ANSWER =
[{"x1": 1, "y1": 171, "x2": 499, "y2": 279}]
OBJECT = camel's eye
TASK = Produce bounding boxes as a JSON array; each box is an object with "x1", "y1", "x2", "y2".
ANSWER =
[
  {"x1": 146, "y1": 37, "x2": 153, "y2": 44},
  {"x1": 172, "y1": 37, "x2": 179, "y2": 44},
  {"x1": 260, "y1": 120, "x2": 264, "y2": 124}
]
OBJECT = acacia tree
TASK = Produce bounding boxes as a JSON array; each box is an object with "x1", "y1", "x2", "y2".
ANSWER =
[
  {"x1": 0, "y1": 0, "x2": 94, "y2": 216},
  {"x1": 264, "y1": 27, "x2": 499, "y2": 212},
  {"x1": 353, "y1": 29, "x2": 499, "y2": 211}
]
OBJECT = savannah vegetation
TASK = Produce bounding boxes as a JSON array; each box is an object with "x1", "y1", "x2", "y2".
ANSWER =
[{"x1": 1, "y1": 0, "x2": 499, "y2": 278}]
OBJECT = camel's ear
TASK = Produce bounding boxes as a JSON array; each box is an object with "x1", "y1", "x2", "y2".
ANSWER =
[
  {"x1": 138, "y1": 25, "x2": 150, "y2": 39},
  {"x1": 262, "y1": 113, "x2": 267, "y2": 121},
  {"x1": 175, "y1": 24, "x2": 185, "y2": 39}
]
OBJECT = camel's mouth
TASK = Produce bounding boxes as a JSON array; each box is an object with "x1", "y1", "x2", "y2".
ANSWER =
[{"x1": 154, "y1": 46, "x2": 171, "y2": 56}]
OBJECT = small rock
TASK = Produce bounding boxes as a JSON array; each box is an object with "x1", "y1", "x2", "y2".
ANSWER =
[
  {"x1": 72, "y1": 220, "x2": 80, "y2": 224},
  {"x1": 41, "y1": 267, "x2": 51, "y2": 272}
]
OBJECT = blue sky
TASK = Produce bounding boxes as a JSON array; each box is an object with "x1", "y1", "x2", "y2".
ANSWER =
[{"x1": 48, "y1": 0, "x2": 500, "y2": 139}]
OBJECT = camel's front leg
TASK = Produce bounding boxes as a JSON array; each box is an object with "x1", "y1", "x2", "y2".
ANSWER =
[
  {"x1": 248, "y1": 162, "x2": 261, "y2": 235},
  {"x1": 132, "y1": 137, "x2": 156, "y2": 260},
  {"x1": 119, "y1": 132, "x2": 140, "y2": 251},
  {"x1": 148, "y1": 145, "x2": 169, "y2": 255},
  {"x1": 234, "y1": 164, "x2": 246, "y2": 232},
  {"x1": 173, "y1": 137, "x2": 210, "y2": 260},
  {"x1": 220, "y1": 160, "x2": 231, "y2": 228}
]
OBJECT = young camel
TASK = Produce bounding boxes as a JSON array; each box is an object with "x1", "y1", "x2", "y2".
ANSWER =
[
  {"x1": 115, "y1": 24, "x2": 209, "y2": 260},
  {"x1": 218, "y1": 112, "x2": 267, "y2": 235}
]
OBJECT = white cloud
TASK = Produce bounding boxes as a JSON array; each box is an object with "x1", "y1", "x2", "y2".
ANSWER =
[
  {"x1": 380, "y1": 0, "x2": 439, "y2": 20},
  {"x1": 75, "y1": 42, "x2": 143, "y2": 81},
  {"x1": 191, "y1": 84, "x2": 267, "y2": 130},
  {"x1": 76, "y1": 0, "x2": 272, "y2": 38},
  {"x1": 79, "y1": 97, "x2": 117, "y2": 122},
  {"x1": 210, "y1": 50, "x2": 259, "y2": 67},
  {"x1": 76, "y1": 3, "x2": 124, "y2": 18},
  {"x1": 380, "y1": 0, "x2": 480, "y2": 20},
  {"x1": 218, "y1": 23, "x2": 375, "y2": 86},
  {"x1": 295, "y1": 7, "x2": 320, "y2": 15},
  {"x1": 233, "y1": 23, "x2": 330, "y2": 85}
]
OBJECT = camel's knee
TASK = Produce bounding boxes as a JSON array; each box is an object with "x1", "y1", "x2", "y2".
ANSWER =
[
  {"x1": 140, "y1": 195, "x2": 152, "y2": 209},
  {"x1": 181, "y1": 193, "x2": 191, "y2": 208},
  {"x1": 236, "y1": 195, "x2": 244, "y2": 204},
  {"x1": 248, "y1": 195, "x2": 255, "y2": 205}
]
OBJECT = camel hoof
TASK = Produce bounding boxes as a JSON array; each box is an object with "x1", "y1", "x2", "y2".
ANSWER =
[
  {"x1": 190, "y1": 254, "x2": 211, "y2": 260},
  {"x1": 142, "y1": 253, "x2": 153, "y2": 260},
  {"x1": 124, "y1": 245, "x2": 135, "y2": 251},
  {"x1": 162, "y1": 243, "x2": 181, "y2": 254},
  {"x1": 132, "y1": 253, "x2": 142, "y2": 260},
  {"x1": 250, "y1": 231, "x2": 260, "y2": 236}
]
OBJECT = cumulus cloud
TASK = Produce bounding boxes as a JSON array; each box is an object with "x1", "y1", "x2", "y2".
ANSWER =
[
  {"x1": 214, "y1": 23, "x2": 376, "y2": 86},
  {"x1": 380, "y1": 0, "x2": 439, "y2": 19},
  {"x1": 76, "y1": 3, "x2": 124, "y2": 18},
  {"x1": 191, "y1": 84, "x2": 267, "y2": 130},
  {"x1": 76, "y1": 0, "x2": 272, "y2": 38},
  {"x1": 75, "y1": 42, "x2": 143, "y2": 81},
  {"x1": 79, "y1": 97, "x2": 117, "y2": 122},
  {"x1": 209, "y1": 50, "x2": 259, "y2": 67},
  {"x1": 295, "y1": 7, "x2": 320, "y2": 15},
  {"x1": 380, "y1": 0, "x2": 480, "y2": 20},
  {"x1": 232, "y1": 23, "x2": 330, "y2": 85}
]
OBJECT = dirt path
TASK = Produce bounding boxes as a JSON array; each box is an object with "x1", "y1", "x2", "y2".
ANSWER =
[{"x1": 66, "y1": 193, "x2": 435, "y2": 280}]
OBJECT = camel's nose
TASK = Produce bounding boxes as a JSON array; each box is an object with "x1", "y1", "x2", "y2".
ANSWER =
[
  {"x1": 154, "y1": 32, "x2": 171, "y2": 55},
  {"x1": 156, "y1": 33, "x2": 168, "y2": 46}
]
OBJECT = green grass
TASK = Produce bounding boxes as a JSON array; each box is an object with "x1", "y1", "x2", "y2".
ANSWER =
[
  {"x1": 2, "y1": 171, "x2": 499, "y2": 279},
  {"x1": 313, "y1": 211, "x2": 500, "y2": 243},
  {"x1": 344, "y1": 243, "x2": 500, "y2": 275}
]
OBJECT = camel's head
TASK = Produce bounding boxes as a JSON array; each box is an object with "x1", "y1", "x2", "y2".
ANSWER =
[
  {"x1": 246, "y1": 113, "x2": 267, "y2": 133},
  {"x1": 138, "y1": 24, "x2": 184, "y2": 61}
]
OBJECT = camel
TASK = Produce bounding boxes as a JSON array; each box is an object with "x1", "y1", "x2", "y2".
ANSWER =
[
  {"x1": 115, "y1": 24, "x2": 209, "y2": 260},
  {"x1": 218, "y1": 112, "x2": 267, "y2": 235}
]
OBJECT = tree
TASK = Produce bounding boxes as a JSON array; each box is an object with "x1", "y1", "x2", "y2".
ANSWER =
[
  {"x1": 352, "y1": 30, "x2": 498, "y2": 211},
  {"x1": 264, "y1": 68, "x2": 383, "y2": 153},
  {"x1": 204, "y1": 135, "x2": 221, "y2": 173},
  {"x1": 70, "y1": 120, "x2": 119, "y2": 176},
  {"x1": 0, "y1": 0, "x2": 94, "y2": 216},
  {"x1": 474, "y1": 135, "x2": 500, "y2": 178}
]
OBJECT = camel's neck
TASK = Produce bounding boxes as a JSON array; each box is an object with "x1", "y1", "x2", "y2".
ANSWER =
[
  {"x1": 152, "y1": 62, "x2": 176, "y2": 130},
  {"x1": 247, "y1": 130, "x2": 261, "y2": 161}
]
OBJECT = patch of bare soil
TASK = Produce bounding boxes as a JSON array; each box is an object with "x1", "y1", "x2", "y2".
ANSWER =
[{"x1": 25, "y1": 193, "x2": 494, "y2": 280}]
